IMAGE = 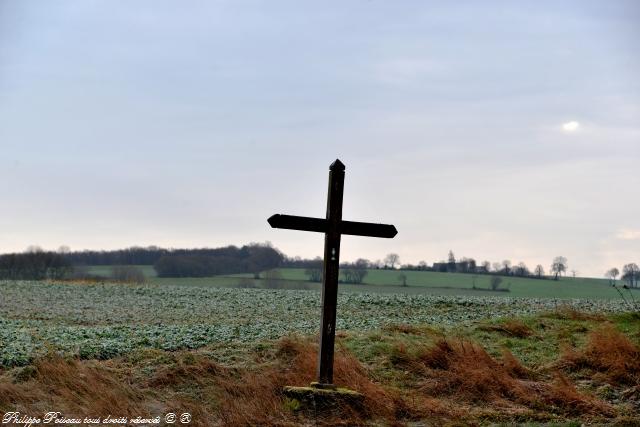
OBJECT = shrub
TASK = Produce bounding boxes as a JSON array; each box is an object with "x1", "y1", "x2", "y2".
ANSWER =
[
  {"x1": 111, "y1": 266, "x2": 146, "y2": 284},
  {"x1": 263, "y1": 270, "x2": 284, "y2": 289},
  {"x1": 490, "y1": 276, "x2": 503, "y2": 291}
]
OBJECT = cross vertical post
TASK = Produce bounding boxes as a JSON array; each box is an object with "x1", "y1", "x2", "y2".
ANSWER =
[
  {"x1": 317, "y1": 159, "x2": 345, "y2": 386},
  {"x1": 267, "y1": 158, "x2": 396, "y2": 389}
]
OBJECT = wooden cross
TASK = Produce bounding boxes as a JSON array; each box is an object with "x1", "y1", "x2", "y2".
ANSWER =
[{"x1": 268, "y1": 159, "x2": 397, "y2": 388}]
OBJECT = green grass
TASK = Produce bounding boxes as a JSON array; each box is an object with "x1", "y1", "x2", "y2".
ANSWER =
[
  {"x1": 83, "y1": 265, "x2": 624, "y2": 300},
  {"x1": 86, "y1": 264, "x2": 157, "y2": 277},
  {"x1": 270, "y1": 268, "x2": 620, "y2": 299}
]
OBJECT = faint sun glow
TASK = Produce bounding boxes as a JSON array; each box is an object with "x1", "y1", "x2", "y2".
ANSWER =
[
  {"x1": 562, "y1": 121, "x2": 580, "y2": 132},
  {"x1": 616, "y1": 229, "x2": 640, "y2": 240}
]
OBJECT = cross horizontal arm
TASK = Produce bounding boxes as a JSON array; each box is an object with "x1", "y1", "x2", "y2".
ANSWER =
[
  {"x1": 268, "y1": 214, "x2": 328, "y2": 233},
  {"x1": 268, "y1": 214, "x2": 397, "y2": 238},
  {"x1": 340, "y1": 221, "x2": 398, "y2": 238}
]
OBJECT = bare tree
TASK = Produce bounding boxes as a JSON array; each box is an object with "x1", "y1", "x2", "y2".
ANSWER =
[
  {"x1": 501, "y1": 260, "x2": 512, "y2": 275},
  {"x1": 534, "y1": 264, "x2": 545, "y2": 277},
  {"x1": 491, "y1": 262, "x2": 502, "y2": 273},
  {"x1": 303, "y1": 257, "x2": 323, "y2": 282},
  {"x1": 622, "y1": 263, "x2": 639, "y2": 288},
  {"x1": 490, "y1": 276, "x2": 503, "y2": 291},
  {"x1": 514, "y1": 262, "x2": 529, "y2": 277},
  {"x1": 341, "y1": 259, "x2": 369, "y2": 284},
  {"x1": 384, "y1": 253, "x2": 400, "y2": 269},
  {"x1": 481, "y1": 260, "x2": 491, "y2": 272},
  {"x1": 605, "y1": 267, "x2": 619, "y2": 285},
  {"x1": 457, "y1": 257, "x2": 475, "y2": 273},
  {"x1": 304, "y1": 267, "x2": 322, "y2": 282},
  {"x1": 398, "y1": 273, "x2": 407, "y2": 287},
  {"x1": 550, "y1": 256, "x2": 568, "y2": 280}
]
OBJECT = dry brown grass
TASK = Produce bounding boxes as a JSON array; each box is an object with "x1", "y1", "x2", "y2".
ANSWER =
[
  {"x1": 560, "y1": 324, "x2": 640, "y2": 386},
  {"x1": 0, "y1": 355, "x2": 151, "y2": 416},
  {"x1": 501, "y1": 349, "x2": 534, "y2": 379},
  {"x1": 388, "y1": 337, "x2": 611, "y2": 417},
  {"x1": 543, "y1": 372, "x2": 614, "y2": 417},
  {"x1": 478, "y1": 319, "x2": 535, "y2": 338},
  {"x1": 146, "y1": 355, "x2": 221, "y2": 388},
  {"x1": 144, "y1": 336, "x2": 398, "y2": 426},
  {"x1": 0, "y1": 334, "x2": 624, "y2": 426},
  {"x1": 415, "y1": 339, "x2": 535, "y2": 404}
]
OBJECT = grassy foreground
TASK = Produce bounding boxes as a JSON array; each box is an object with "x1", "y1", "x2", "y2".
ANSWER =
[
  {"x1": 1, "y1": 310, "x2": 639, "y2": 426},
  {"x1": 1, "y1": 280, "x2": 639, "y2": 425}
]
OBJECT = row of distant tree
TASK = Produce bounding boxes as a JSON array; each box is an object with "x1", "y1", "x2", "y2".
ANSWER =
[
  {"x1": 0, "y1": 243, "x2": 284, "y2": 280},
  {"x1": 297, "y1": 251, "x2": 573, "y2": 283},
  {"x1": 289, "y1": 257, "x2": 372, "y2": 284},
  {"x1": 60, "y1": 244, "x2": 283, "y2": 269},
  {"x1": 0, "y1": 251, "x2": 72, "y2": 280},
  {"x1": 428, "y1": 251, "x2": 571, "y2": 281},
  {"x1": 152, "y1": 244, "x2": 283, "y2": 277},
  {"x1": 3, "y1": 244, "x2": 637, "y2": 286},
  {"x1": 605, "y1": 264, "x2": 639, "y2": 288}
]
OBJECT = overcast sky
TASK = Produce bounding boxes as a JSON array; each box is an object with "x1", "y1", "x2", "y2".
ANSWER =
[{"x1": 1, "y1": 1, "x2": 638, "y2": 277}]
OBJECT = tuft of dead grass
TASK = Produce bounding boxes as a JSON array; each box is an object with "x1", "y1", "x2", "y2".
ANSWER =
[
  {"x1": 544, "y1": 372, "x2": 614, "y2": 417},
  {"x1": 389, "y1": 337, "x2": 610, "y2": 417},
  {"x1": 416, "y1": 339, "x2": 534, "y2": 404},
  {"x1": 478, "y1": 319, "x2": 535, "y2": 338},
  {"x1": 0, "y1": 355, "x2": 150, "y2": 416},
  {"x1": 502, "y1": 349, "x2": 534, "y2": 379},
  {"x1": 560, "y1": 324, "x2": 640, "y2": 386}
]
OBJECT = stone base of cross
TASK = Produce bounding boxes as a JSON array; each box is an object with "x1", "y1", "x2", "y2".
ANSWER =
[{"x1": 268, "y1": 159, "x2": 397, "y2": 388}]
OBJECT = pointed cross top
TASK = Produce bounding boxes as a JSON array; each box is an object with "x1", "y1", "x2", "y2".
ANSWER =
[{"x1": 329, "y1": 159, "x2": 345, "y2": 171}]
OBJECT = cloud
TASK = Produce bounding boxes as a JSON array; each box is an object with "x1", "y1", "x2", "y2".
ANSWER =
[
  {"x1": 616, "y1": 229, "x2": 640, "y2": 240},
  {"x1": 562, "y1": 121, "x2": 580, "y2": 132}
]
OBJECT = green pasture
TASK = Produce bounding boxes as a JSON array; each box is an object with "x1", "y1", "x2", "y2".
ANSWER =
[
  {"x1": 83, "y1": 265, "x2": 626, "y2": 300},
  {"x1": 270, "y1": 268, "x2": 620, "y2": 299},
  {"x1": 86, "y1": 264, "x2": 157, "y2": 277}
]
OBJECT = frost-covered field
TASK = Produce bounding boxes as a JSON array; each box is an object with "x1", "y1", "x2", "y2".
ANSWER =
[{"x1": 0, "y1": 281, "x2": 629, "y2": 367}]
